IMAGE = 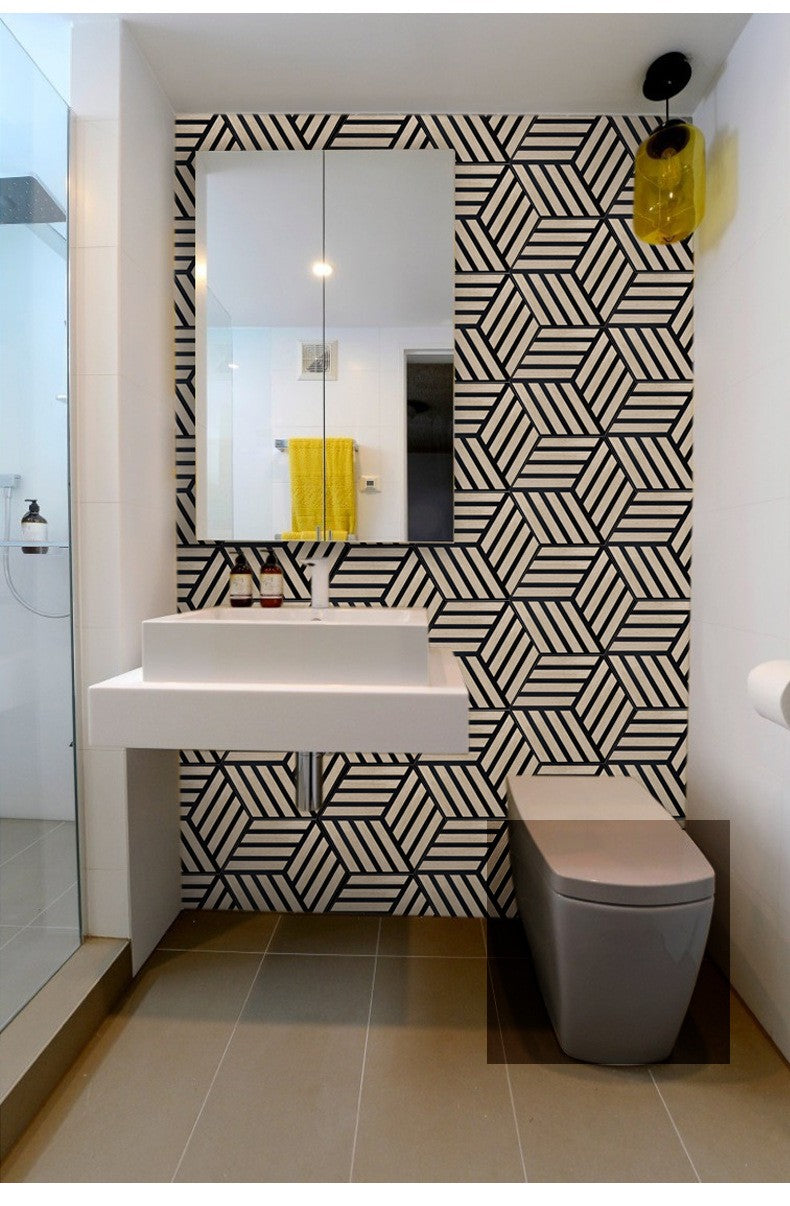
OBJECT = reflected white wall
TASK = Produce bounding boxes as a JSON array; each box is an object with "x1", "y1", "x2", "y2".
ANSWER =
[{"x1": 227, "y1": 323, "x2": 449, "y2": 541}]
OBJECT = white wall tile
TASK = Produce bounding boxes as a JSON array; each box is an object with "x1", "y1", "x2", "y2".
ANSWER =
[
  {"x1": 691, "y1": 499, "x2": 790, "y2": 636},
  {"x1": 69, "y1": 17, "x2": 120, "y2": 120},
  {"x1": 75, "y1": 501, "x2": 123, "y2": 633},
  {"x1": 73, "y1": 246, "x2": 119, "y2": 377},
  {"x1": 119, "y1": 502, "x2": 175, "y2": 667},
  {"x1": 81, "y1": 748, "x2": 129, "y2": 870},
  {"x1": 118, "y1": 249, "x2": 173, "y2": 397},
  {"x1": 693, "y1": 365, "x2": 790, "y2": 512},
  {"x1": 117, "y1": 375, "x2": 175, "y2": 506},
  {"x1": 72, "y1": 119, "x2": 119, "y2": 250},
  {"x1": 76, "y1": 623, "x2": 125, "y2": 700},
  {"x1": 83, "y1": 866, "x2": 129, "y2": 939},
  {"x1": 118, "y1": 28, "x2": 174, "y2": 272},
  {"x1": 74, "y1": 373, "x2": 120, "y2": 503}
]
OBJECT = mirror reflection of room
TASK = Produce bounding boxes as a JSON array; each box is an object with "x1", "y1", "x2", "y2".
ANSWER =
[{"x1": 196, "y1": 149, "x2": 454, "y2": 543}]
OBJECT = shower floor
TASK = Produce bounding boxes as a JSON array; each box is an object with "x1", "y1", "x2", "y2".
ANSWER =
[{"x1": 0, "y1": 818, "x2": 80, "y2": 1031}]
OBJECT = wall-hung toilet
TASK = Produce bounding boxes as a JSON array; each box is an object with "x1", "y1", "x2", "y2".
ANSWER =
[{"x1": 506, "y1": 774, "x2": 715, "y2": 1065}]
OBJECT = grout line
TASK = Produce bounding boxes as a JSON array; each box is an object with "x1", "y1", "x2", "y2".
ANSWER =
[
  {"x1": 0, "y1": 923, "x2": 79, "y2": 951},
  {"x1": 486, "y1": 958, "x2": 529, "y2": 1183},
  {"x1": 156, "y1": 946, "x2": 486, "y2": 959},
  {"x1": 648, "y1": 1068, "x2": 702, "y2": 1183},
  {"x1": 0, "y1": 881, "x2": 79, "y2": 949},
  {"x1": 355, "y1": 952, "x2": 486, "y2": 960},
  {"x1": 169, "y1": 913, "x2": 283, "y2": 1184},
  {"x1": 348, "y1": 916, "x2": 381, "y2": 1183},
  {"x1": 0, "y1": 819, "x2": 68, "y2": 868}
]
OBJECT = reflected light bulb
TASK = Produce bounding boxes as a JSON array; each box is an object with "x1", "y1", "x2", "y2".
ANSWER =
[{"x1": 312, "y1": 260, "x2": 333, "y2": 278}]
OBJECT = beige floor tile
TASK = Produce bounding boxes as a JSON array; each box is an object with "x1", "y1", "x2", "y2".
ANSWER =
[
  {"x1": 509, "y1": 1062, "x2": 697, "y2": 1182},
  {"x1": 377, "y1": 914, "x2": 486, "y2": 958},
  {"x1": 352, "y1": 955, "x2": 524, "y2": 1182},
  {"x1": 157, "y1": 908, "x2": 280, "y2": 952},
  {"x1": 651, "y1": 993, "x2": 790, "y2": 1182},
  {"x1": 175, "y1": 953, "x2": 375, "y2": 1182},
  {"x1": 269, "y1": 911, "x2": 380, "y2": 955},
  {"x1": 1, "y1": 949, "x2": 261, "y2": 1183}
]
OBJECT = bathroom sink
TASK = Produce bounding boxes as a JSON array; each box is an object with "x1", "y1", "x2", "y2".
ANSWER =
[
  {"x1": 141, "y1": 605, "x2": 430, "y2": 686},
  {"x1": 91, "y1": 604, "x2": 468, "y2": 755}
]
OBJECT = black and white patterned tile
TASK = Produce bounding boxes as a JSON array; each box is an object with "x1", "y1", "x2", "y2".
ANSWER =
[{"x1": 174, "y1": 113, "x2": 692, "y2": 915}]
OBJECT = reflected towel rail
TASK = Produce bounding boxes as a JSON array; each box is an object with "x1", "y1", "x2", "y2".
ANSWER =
[{"x1": 275, "y1": 438, "x2": 358, "y2": 452}]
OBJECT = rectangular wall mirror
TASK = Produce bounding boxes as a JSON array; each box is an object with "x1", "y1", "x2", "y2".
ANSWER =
[{"x1": 195, "y1": 148, "x2": 455, "y2": 544}]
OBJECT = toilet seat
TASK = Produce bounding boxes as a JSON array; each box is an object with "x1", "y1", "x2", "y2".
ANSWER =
[{"x1": 507, "y1": 775, "x2": 715, "y2": 907}]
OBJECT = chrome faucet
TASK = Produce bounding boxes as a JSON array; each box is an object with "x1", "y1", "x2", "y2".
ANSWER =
[{"x1": 302, "y1": 556, "x2": 331, "y2": 609}]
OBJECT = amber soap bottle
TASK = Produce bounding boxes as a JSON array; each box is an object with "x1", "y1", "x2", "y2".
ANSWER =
[
  {"x1": 260, "y1": 549, "x2": 283, "y2": 608},
  {"x1": 229, "y1": 551, "x2": 255, "y2": 608}
]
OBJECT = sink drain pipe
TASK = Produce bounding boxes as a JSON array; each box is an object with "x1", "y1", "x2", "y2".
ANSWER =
[{"x1": 296, "y1": 752, "x2": 323, "y2": 815}]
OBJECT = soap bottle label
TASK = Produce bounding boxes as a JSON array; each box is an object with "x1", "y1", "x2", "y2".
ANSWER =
[
  {"x1": 229, "y1": 573, "x2": 252, "y2": 600},
  {"x1": 21, "y1": 522, "x2": 47, "y2": 546},
  {"x1": 260, "y1": 575, "x2": 283, "y2": 600}
]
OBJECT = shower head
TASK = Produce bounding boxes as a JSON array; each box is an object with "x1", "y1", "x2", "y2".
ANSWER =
[{"x1": 0, "y1": 175, "x2": 66, "y2": 225}]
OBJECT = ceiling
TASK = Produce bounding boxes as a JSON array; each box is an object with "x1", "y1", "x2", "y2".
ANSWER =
[{"x1": 117, "y1": 13, "x2": 750, "y2": 116}]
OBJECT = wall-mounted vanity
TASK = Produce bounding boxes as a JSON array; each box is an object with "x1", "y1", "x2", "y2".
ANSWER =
[
  {"x1": 88, "y1": 602, "x2": 469, "y2": 813},
  {"x1": 195, "y1": 148, "x2": 455, "y2": 544}
]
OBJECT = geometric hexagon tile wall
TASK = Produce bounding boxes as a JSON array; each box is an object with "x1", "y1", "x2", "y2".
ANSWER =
[{"x1": 174, "y1": 113, "x2": 692, "y2": 914}]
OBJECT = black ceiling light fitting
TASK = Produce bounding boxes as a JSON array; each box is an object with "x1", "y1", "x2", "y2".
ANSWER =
[{"x1": 632, "y1": 50, "x2": 706, "y2": 246}]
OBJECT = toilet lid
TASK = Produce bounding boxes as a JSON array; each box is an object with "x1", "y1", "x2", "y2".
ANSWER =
[{"x1": 507, "y1": 775, "x2": 715, "y2": 906}]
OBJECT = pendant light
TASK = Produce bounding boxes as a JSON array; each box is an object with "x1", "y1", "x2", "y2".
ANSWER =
[{"x1": 633, "y1": 51, "x2": 706, "y2": 245}]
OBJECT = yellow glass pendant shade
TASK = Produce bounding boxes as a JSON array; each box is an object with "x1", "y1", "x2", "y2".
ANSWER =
[{"x1": 633, "y1": 120, "x2": 706, "y2": 245}]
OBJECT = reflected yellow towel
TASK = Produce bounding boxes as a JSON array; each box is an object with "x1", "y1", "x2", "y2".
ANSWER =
[{"x1": 283, "y1": 437, "x2": 356, "y2": 541}]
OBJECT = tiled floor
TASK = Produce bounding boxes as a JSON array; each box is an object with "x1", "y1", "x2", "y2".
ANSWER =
[
  {"x1": 0, "y1": 819, "x2": 81, "y2": 1031},
  {"x1": 2, "y1": 911, "x2": 788, "y2": 1183}
]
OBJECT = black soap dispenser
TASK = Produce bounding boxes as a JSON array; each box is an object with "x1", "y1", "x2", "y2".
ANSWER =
[
  {"x1": 21, "y1": 499, "x2": 48, "y2": 554},
  {"x1": 228, "y1": 550, "x2": 255, "y2": 608}
]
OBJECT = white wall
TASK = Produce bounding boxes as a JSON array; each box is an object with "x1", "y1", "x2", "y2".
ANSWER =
[
  {"x1": 71, "y1": 16, "x2": 179, "y2": 969},
  {"x1": 689, "y1": 13, "x2": 790, "y2": 1057}
]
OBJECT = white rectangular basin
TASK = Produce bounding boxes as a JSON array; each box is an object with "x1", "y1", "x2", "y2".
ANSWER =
[
  {"x1": 89, "y1": 646, "x2": 468, "y2": 754},
  {"x1": 142, "y1": 605, "x2": 430, "y2": 686}
]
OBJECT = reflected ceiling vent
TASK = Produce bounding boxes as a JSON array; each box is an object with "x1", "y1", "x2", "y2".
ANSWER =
[
  {"x1": 299, "y1": 340, "x2": 338, "y2": 381},
  {"x1": 0, "y1": 175, "x2": 66, "y2": 225}
]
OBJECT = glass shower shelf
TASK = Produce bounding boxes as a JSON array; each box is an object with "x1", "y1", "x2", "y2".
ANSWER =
[{"x1": 0, "y1": 540, "x2": 70, "y2": 550}]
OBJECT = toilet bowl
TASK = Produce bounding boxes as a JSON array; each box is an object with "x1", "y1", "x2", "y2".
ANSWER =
[{"x1": 506, "y1": 774, "x2": 715, "y2": 1064}]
